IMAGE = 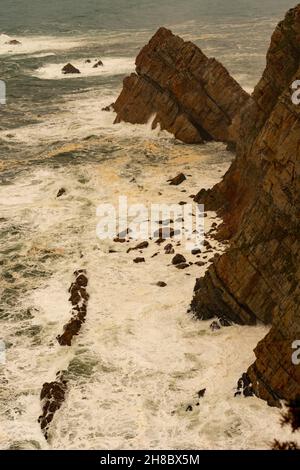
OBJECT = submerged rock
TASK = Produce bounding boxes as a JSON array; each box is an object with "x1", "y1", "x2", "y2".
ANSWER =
[
  {"x1": 6, "y1": 39, "x2": 21, "y2": 45},
  {"x1": 56, "y1": 188, "x2": 66, "y2": 198}
]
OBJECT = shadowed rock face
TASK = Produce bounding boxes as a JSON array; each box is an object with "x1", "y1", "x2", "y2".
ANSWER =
[
  {"x1": 191, "y1": 5, "x2": 300, "y2": 406},
  {"x1": 114, "y1": 27, "x2": 249, "y2": 144}
]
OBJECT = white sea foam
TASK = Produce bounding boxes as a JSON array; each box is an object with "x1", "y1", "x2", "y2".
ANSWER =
[
  {"x1": 33, "y1": 57, "x2": 135, "y2": 80},
  {"x1": 0, "y1": 147, "x2": 297, "y2": 450},
  {"x1": 0, "y1": 33, "x2": 84, "y2": 56}
]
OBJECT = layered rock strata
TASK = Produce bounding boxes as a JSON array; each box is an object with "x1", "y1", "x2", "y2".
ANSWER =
[
  {"x1": 191, "y1": 5, "x2": 300, "y2": 405},
  {"x1": 114, "y1": 27, "x2": 249, "y2": 144}
]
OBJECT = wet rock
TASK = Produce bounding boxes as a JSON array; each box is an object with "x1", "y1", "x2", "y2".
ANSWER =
[
  {"x1": 175, "y1": 263, "x2": 189, "y2": 270},
  {"x1": 5, "y1": 39, "x2": 21, "y2": 45},
  {"x1": 164, "y1": 243, "x2": 174, "y2": 254},
  {"x1": 235, "y1": 373, "x2": 254, "y2": 398},
  {"x1": 210, "y1": 320, "x2": 221, "y2": 331},
  {"x1": 157, "y1": 281, "x2": 167, "y2": 287},
  {"x1": 38, "y1": 373, "x2": 67, "y2": 440},
  {"x1": 197, "y1": 388, "x2": 206, "y2": 398},
  {"x1": 133, "y1": 257, "x2": 145, "y2": 263},
  {"x1": 172, "y1": 254, "x2": 186, "y2": 265},
  {"x1": 102, "y1": 103, "x2": 114, "y2": 112},
  {"x1": 93, "y1": 60, "x2": 103, "y2": 68},
  {"x1": 56, "y1": 188, "x2": 66, "y2": 198},
  {"x1": 57, "y1": 270, "x2": 89, "y2": 346},
  {"x1": 62, "y1": 63, "x2": 81, "y2": 74},
  {"x1": 168, "y1": 173, "x2": 186, "y2": 186},
  {"x1": 127, "y1": 241, "x2": 149, "y2": 253},
  {"x1": 114, "y1": 27, "x2": 249, "y2": 144}
]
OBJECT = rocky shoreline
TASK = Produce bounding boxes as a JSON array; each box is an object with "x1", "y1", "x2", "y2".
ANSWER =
[{"x1": 114, "y1": 4, "x2": 300, "y2": 406}]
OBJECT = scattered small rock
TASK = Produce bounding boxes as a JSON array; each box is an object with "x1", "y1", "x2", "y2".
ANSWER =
[
  {"x1": 194, "y1": 261, "x2": 205, "y2": 267},
  {"x1": 168, "y1": 173, "x2": 186, "y2": 186},
  {"x1": 157, "y1": 281, "x2": 167, "y2": 287},
  {"x1": 56, "y1": 188, "x2": 66, "y2": 198},
  {"x1": 172, "y1": 254, "x2": 186, "y2": 265},
  {"x1": 93, "y1": 60, "x2": 103, "y2": 68},
  {"x1": 133, "y1": 257, "x2": 145, "y2": 263},
  {"x1": 175, "y1": 263, "x2": 189, "y2": 270},
  {"x1": 186, "y1": 405, "x2": 193, "y2": 412},
  {"x1": 210, "y1": 320, "x2": 221, "y2": 331},
  {"x1": 62, "y1": 63, "x2": 81, "y2": 74},
  {"x1": 127, "y1": 241, "x2": 149, "y2": 253},
  {"x1": 235, "y1": 373, "x2": 254, "y2": 398},
  {"x1": 197, "y1": 388, "x2": 206, "y2": 398},
  {"x1": 164, "y1": 243, "x2": 175, "y2": 254},
  {"x1": 5, "y1": 39, "x2": 21, "y2": 45},
  {"x1": 102, "y1": 103, "x2": 114, "y2": 112}
]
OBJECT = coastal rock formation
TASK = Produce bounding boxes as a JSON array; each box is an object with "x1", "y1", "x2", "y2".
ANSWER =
[
  {"x1": 62, "y1": 63, "x2": 80, "y2": 74},
  {"x1": 114, "y1": 27, "x2": 249, "y2": 144},
  {"x1": 57, "y1": 270, "x2": 89, "y2": 346},
  {"x1": 191, "y1": 5, "x2": 300, "y2": 405},
  {"x1": 38, "y1": 373, "x2": 67, "y2": 440}
]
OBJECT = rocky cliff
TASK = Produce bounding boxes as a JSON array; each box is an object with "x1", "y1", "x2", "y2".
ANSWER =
[
  {"x1": 114, "y1": 27, "x2": 249, "y2": 144},
  {"x1": 191, "y1": 5, "x2": 300, "y2": 406}
]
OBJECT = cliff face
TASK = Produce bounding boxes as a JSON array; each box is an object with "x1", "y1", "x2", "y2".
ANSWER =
[
  {"x1": 191, "y1": 5, "x2": 300, "y2": 406},
  {"x1": 114, "y1": 27, "x2": 249, "y2": 144}
]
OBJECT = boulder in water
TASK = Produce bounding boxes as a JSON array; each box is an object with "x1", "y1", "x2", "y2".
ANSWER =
[{"x1": 62, "y1": 63, "x2": 81, "y2": 74}]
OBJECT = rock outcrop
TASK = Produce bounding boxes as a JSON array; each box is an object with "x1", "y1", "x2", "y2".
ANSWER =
[
  {"x1": 114, "y1": 27, "x2": 249, "y2": 144},
  {"x1": 57, "y1": 270, "x2": 89, "y2": 346},
  {"x1": 191, "y1": 5, "x2": 300, "y2": 406}
]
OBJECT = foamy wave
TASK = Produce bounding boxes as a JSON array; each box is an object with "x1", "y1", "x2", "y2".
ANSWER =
[
  {"x1": 0, "y1": 33, "x2": 83, "y2": 56},
  {"x1": 33, "y1": 57, "x2": 135, "y2": 80}
]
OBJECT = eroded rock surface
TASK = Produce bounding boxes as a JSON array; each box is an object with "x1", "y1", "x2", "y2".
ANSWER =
[
  {"x1": 114, "y1": 27, "x2": 249, "y2": 144},
  {"x1": 191, "y1": 5, "x2": 300, "y2": 405}
]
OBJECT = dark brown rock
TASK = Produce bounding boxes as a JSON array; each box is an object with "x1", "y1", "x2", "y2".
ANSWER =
[
  {"x1": 127, "y1": 241, "x2": 149, "y2": 253},
  {"x1": 93, "y1": 60, "x2": 103, "y2": 68},
  {"x1": 164, "y1": 243, "x2": 175, "y2": 254},
  {"x1": 5, "y1": 39, "x2": 21, "y2": 45},
  {"x1": 191, "y1": 5, "x2": 300, "y2": 404},
  {"x1": 133, "y1": 257, "x2": 145, "y2": 263},
  {"x1": 157, "y1": 281, "x2": 167, "y2": 287},
  {"x1": 62, "y1": 63, "x2": 80, "y2": 74},
  {"x1": 56, "y1": 187, "x2": 66, "y2": 198},
  {"x1": 38, "y1": 374, "x2": 67, "y2": 440},
  {"x1": 172, "y1": 254, "x2": 186, "y2": 265},
  {"x1": 114, "y1": 27, "x2": 249, "y2": 144},
  {"x1": 168, "y1": 173, "x2": 186, "y2": 186},
  {"x1": 57, "y1": 270, "x2": 89, "y2": 347}
]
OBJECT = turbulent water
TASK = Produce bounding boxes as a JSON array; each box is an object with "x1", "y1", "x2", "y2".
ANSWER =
[{"x1": 0, "y1": 0, "x2": 297, "y2": 450}]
